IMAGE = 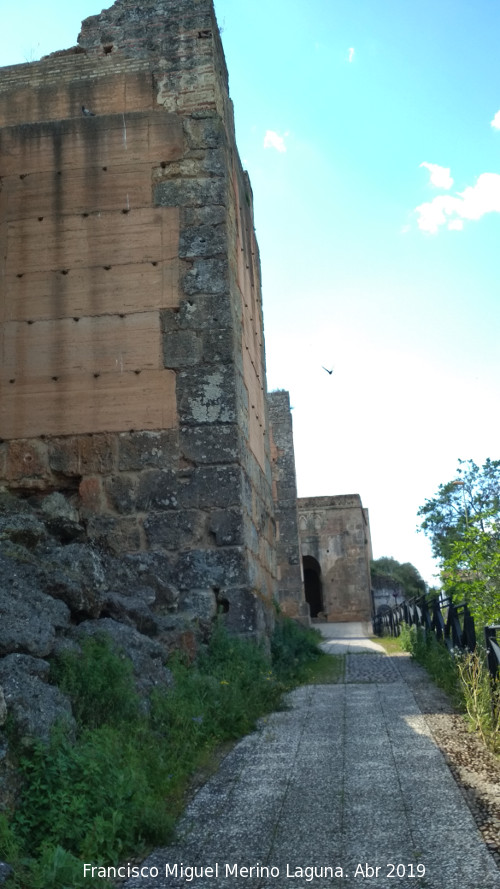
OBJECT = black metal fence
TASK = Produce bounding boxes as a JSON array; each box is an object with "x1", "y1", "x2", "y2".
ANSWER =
[{"x1": 373, "y1": 594, "x2": 500, "y2": 682}]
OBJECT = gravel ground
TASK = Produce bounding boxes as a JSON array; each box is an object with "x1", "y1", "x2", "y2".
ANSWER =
[{"x1": 386, "y1": 653, "x2": 500, "y2": 868}]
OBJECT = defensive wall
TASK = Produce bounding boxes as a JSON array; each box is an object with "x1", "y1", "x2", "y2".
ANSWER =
[
  {"x1": 0, "y1": 0, "x2": 285, "y2": 637},
  {"x1": 0, "y1": 0, "x2": 373, "y2": 638}
]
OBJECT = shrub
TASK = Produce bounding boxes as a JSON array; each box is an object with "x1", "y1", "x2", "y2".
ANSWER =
[{"x1": 1, "y1": 619, "x2": 324, "y2": 888}]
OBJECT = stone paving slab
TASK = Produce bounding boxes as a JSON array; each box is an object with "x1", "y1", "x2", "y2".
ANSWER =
[{"x1": 123, "y1": 626, "x2": 500, "y2": 889}]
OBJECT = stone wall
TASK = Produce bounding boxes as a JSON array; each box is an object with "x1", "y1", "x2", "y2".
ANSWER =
[
  {"x1": 297, "y1": 495, "x2": 373, "y2": 623},
  {"x1": 0, "y1": 0, "x2": 276, "y2": 638},
  {"x1": 268, "y1": 391, "x2": 308, "y2": 621}
]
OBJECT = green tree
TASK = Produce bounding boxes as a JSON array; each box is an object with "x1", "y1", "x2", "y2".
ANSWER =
[
  {"x1": 370, "y1": 556, "x2": 426, "y2": 599},
  {"x1": 417, "y1": 458, "x2": 500, "y2": 561},
  {"x1": 418, "y1": 458, "x2": 500, "y2": 625}
]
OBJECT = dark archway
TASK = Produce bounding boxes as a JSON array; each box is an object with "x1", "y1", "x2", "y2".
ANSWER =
[{"x1": 303, "y1": 555, "x2": 323, "y2": 618}]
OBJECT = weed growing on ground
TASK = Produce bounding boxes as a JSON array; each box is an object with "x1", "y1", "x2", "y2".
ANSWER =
[
  {"x1": 399, "y1": 623, "x2": 500, "y2": 752},
  {"x1": 0, "y1": 618, "x2": 327, "y2": 889},
  {"x1": 399, "y1": 624, "x2": 460, "y2": 701}
]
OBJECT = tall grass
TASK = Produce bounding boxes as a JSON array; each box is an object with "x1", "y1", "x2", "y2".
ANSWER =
[
  {"x1": 0, "y1": 617, "x2": 325, "y2": 889},
  {"x1": 399, "y1": 623, "x2": 499, "y2": 752}
]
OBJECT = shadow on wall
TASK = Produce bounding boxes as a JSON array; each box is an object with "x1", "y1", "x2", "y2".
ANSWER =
[{"x1": 303, "y1": 555, "x2": 323, "y2": 618}]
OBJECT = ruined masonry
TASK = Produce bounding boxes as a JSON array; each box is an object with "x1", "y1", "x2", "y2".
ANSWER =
[{"x1": 0, "y1": 0, "x2": 372, "y2": 653}]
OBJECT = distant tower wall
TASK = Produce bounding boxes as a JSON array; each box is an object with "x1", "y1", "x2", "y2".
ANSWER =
[
  {"x1": 268, "y1": 391, "x2": 308, "y2": 622},
  {"x1": 0, "y1": 0, "x2": 276, "y2": 637},
  {"x1": 298, "y1": 495, "x2": 373, "y2": 623}
]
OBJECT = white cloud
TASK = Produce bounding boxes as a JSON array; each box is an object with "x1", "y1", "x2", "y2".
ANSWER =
[
  {"x1": 420, "y1": 161, "x2": 453, "y2": 189},
  {"x1": 415, "y1": 172, "x2": 500, "y2": 233},
  {"x1": 348, "y1": 47, "x2": 355, "y2": 63},
  {"x1": 491, "y1": 110, "x2": 500, "y2": 130},
  {"x1": 263, "y1": 130, "x2": 288, "y2": 153}
]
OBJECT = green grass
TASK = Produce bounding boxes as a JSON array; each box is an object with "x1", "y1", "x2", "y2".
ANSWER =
[
  {"x1": 0, "y1": 617, "x2": 328, "y2": 889},
  {"x1": 370, "y1": 634, "x2": 406, "y2": 655}
]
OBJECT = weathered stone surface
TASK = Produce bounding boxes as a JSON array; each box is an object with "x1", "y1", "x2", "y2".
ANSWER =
[
  {"x1": 143, "y1": 509, "x2": 205, "y2": 550},
  {"x1": 48, "y1": 435, "x2": 116, "y2": 476},
  {"x1": 209, "y1": 508, "x2": 243, "y2": 546},
  {"x1": 180, "y1": 424, "x2": 240, "y2": 464},
  {"x1": 179, "y1": 224, "x2": 226, "y2": 259},
  {"x1": 123, "y1": 552, "x2": 179, "y2": 607},
  {"x1": 183, "y1": 115, "x2": 223, "y2": 149},
  {"x1": 175, "y1": 547, "x2": 247, "y2": 590},
  {"x1": 154, "y1": 176, "x2": 226, "y2": 209},
  {"x1": 0, "y1": 862, "x2": 13, "y2": 885},
  {"x1": 177, "y1": 589, "x2": 217, "y2": 621},
  {"x1": 0, "y1": 654, "x2": 75, "y2": 744},
  {"x1": 101, "y1": 592, "x2": 160, "y2": 636},
  {"x1": 0, "y1": 687, "x2": 7, "y2": 726},
  {"x1": 0, "y1": 551, "x2": 70, "y2": 656},
  {"x1": 85, "y1": 515, "x2": 142, "y2": 554},
  {"x1": 0, "y1": 512, "x2": 47, "y2": 549},
  {"x1": 73, "y1": 619, "x2": 171, "y2": 696},
  {"x1": 177, "y1": 365, "x2": 237, "y2": 425},
  {"x1": 163, "y1": 329, "x2": 203, "y2": 368},
  {"x1": 118, "y1": 430, "x2": 179, "y2": 472},
  {"x1": 136, "y1": 470, "x2": 178, "y2": 510},
  {"x1": 38, "y1": 543, "x2": 106, "y2": 619},
  {"x1": 182, "y1": 258, "x2": 228, "y2": 295},
  {"x1": 177, "y1": 464, "x2": 241, "y2": 509},
  {"x1": 4, "y1": 440, "x2": 50, "y2": 487}
]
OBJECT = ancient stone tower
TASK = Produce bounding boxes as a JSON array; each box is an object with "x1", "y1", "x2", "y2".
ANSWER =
[{"x1": 0, "y1": 0, "x2": 278, "y2": 636}]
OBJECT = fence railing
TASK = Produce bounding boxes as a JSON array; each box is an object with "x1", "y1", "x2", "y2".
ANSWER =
[{"x1": 373, "y1": 594, "x2": 500, "y2": 682}]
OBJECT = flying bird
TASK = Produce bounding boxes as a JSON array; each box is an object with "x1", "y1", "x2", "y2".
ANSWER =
[
  {"x1": 81, "y1": 105, "x2": 95, "y2": 117},
  {"x1": 322, "y1": 366, "x2": 333, "y2": 375}
]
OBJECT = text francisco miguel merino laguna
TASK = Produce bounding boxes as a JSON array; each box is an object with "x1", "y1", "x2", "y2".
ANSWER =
[{"x1": 83, "y1": 862, "x2": 350, "y2": 881}]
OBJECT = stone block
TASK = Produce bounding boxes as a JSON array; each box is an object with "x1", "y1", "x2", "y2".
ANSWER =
[
  {"x1": 182, "y1": 205, "x2": 226, "y2": 227},
  {"x1": 0, "y1": 653, "x2": 75, "y2": 743},
  {"x1": 5, "y1": 440, "x2": 50, "y2": 486},
  {"x1": 177, "y1": 464, "x2": 241, "y2": 509},
  {"x1": 175, "y1": 547, "x2": 247, "y2": 590},
  {"x1": 161, "y1": 293, "x2": 233, "y2": 330},
  {"x1": 163, "y1": 328, "x2": 202, "y2": 368},
  {"x1": 221, "y1": 587, "x2": 263, "y2": 636},
  {"x1": 78, "y1": 477, "x2": 105, "y2": 513},
  {"x1": 178, "y1": 588, "x2": 217, "y2": 620},
  {"x1": 179, "y1": 224, "x2": 226, "y2": 259},
  {"x1": 180, "y1": 423, "x2": 240, "y2": 464},
  {"x1": 201, "y1": 327, "x2": 235, "y2": 363},
  {"x1": 177, "y1": 365, "x2": 236, "y2": 425},
  {"x1": 143, "y1": 509, "x2": 206, "y2": 550},
  {"x1": 86, "y1": 515, "x2": 142, "y2": 554},
  {"x1": 136, "y1": 469, "x2": 178, "y2": 510},
  {"x1": 208, "y1": 509, "x2": 243, "y2": 546},
  {"x1": 182, "y1": 258, "x2": 228, "y2": 295},
  {"x1": 184, "y1": 115, "x2": 223, "y2": 149},
  {"x1": 105, "y1": 475, "x2": 138, "y2": 514},
  {"x1": 0, "y1": 551, "x2": 70, "y2": 656},
  {"x1": 118, "y1": 430, "x2": 179, "y2": 472},
  {"x1": 48, "y1": 435, "x2": 116, "y2": 476},
  {"x1": 154, "y1": 176, "x2": 226, "y2": 209}
]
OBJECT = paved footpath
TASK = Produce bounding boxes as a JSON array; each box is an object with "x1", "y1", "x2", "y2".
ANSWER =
[{"x1": 124, "y1": 624, "x2": 500, "y2": 889}]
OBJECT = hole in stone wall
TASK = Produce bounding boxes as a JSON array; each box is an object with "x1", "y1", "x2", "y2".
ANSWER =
[
  {"x1": 102, "y1": 166, "x2": 107, "y2": 171},
  {"x1": 103, "y1": 44, "x2": 113, "y2": 54}
]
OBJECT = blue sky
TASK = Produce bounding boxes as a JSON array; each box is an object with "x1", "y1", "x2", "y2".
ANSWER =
[{"x1": 2, "y1": 0, "x2": 500, "y2": 584}]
